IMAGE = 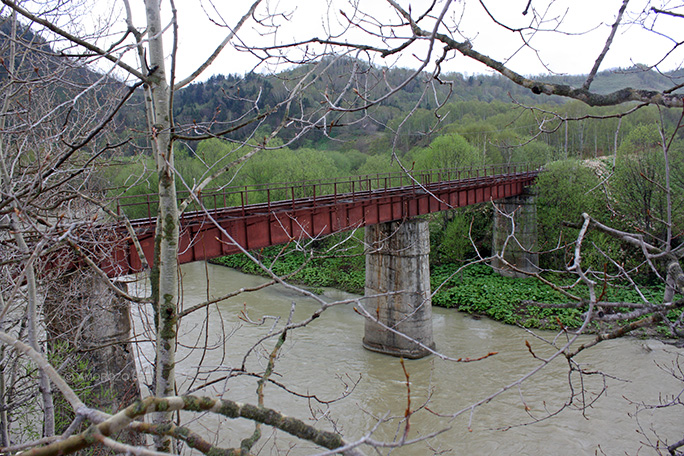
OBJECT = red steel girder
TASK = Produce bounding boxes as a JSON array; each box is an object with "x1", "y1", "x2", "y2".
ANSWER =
[{"x1": 106, "y1": 171, "x2": 537, "y2": 277}]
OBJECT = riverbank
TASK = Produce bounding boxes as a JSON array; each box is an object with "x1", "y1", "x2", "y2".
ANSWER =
[
  {"x1": 211, "y1": 248, "x2": 582, "y2": 331},
  {"x1": 210, "y1": 245, "x2": 674, "y2": 335}
]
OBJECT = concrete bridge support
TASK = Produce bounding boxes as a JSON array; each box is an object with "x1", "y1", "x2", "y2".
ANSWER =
[
  {"x1": 45, "y1": 272, "x2": 140, "y2": 417},
  {"x1": 491, "y1": 188, "x2": 539, "y2": 277},
  {"x1": 362, "y1": 218, "x2": 435, "y2": 359}
]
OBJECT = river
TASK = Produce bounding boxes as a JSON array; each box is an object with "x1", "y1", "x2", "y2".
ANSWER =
[{"x1": 130, "y1": 261, "x2": 684, "y2": 455}]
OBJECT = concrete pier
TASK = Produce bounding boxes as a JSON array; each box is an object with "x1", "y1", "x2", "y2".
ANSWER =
[
  {"x1": 45, "y1": 273, "x2": 140, "y2": 415},
  {"x1": 491, "y1": 189, "x2": 539, "y2": 277},
  {"x1": 362, "y1": 219, "x2": 435, "y2": 359}
]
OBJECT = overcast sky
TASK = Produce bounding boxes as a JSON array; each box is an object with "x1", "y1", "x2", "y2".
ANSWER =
[{"x1": 107, "y1": 0, "x2": 683, "y2": 82}]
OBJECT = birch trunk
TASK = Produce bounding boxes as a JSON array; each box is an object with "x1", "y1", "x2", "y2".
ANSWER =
[{"x1": 143, "y1": 0, "x2": 179, "y2": 451}]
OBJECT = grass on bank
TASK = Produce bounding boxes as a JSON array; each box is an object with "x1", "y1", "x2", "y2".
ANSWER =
[{"x1": 210, "y1": 246, "x2": 672, "y2": 334}]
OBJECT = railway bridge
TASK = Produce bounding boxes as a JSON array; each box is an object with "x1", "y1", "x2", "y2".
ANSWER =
[{"x1": 108, "y1": 164, "x2": 539, "y2": 358}]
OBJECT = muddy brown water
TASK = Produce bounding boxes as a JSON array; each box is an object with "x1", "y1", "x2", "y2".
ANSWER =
[{"x1": 129, "y1": 261, "x2": 684, "y2": 455}]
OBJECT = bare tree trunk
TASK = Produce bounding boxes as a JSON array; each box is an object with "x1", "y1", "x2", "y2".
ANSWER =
[
  {"x1": 7, "y1": 219, "x2": 55, "y2": 437},
  {"x1": 664, "y1": 260, "x2": 684, "y2": 304},
  {"x1": 564, "y1": 119, "x2": 569, "y2": 159},
  {"x1": 0, "y1": 345, "x2": 9, "y2": 447},
  {"x1": 143, "y1": 0, "x2": 179, "y2": 451},
  {"x1": 0, "y1": 11, "x2": 54, "y2": 435}
]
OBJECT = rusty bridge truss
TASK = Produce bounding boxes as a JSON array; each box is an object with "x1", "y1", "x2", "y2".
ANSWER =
[{"x1": 104, "y1": 164, "x2": 538, "y2": 276}]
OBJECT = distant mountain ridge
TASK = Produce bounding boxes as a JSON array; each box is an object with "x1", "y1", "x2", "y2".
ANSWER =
[
  {"x1": 170, "y1": 59, "x2": 684, "y2": 147},
  {"x1": 2, "y1": 19, "x2": 682, "y2": 145},
  {"x1": 542, "y1": 65, "x2": 684, "y2": 95}
]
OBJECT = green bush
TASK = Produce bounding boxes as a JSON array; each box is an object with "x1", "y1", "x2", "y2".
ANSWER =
[
  {"x1": 212, "y1": 240, "x2": 366, "y2": 294},
  {"x1": 534, "y1": 160, "x2": 613, "y2": 270}
]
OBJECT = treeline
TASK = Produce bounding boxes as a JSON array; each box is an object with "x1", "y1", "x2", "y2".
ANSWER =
[{"x1": 171, "y1": 58, "x2": 551, "y2": 145}]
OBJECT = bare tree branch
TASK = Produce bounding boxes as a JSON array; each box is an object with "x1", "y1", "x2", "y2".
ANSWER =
[{"x1": 583, "y1": 0, "x2": 630, "y2": 90}]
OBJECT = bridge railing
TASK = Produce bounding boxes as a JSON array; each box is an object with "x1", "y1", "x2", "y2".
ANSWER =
[{"x1": 116, "y1": 163, "x2": 533, "y2": 223}]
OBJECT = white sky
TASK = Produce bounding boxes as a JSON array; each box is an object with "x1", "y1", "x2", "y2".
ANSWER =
[{"x1": 98, "y1": 0, "x2": 683, "y2": 82}]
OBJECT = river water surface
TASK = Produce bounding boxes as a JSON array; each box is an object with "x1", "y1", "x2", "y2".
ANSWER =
[{"x1": 131, "y1": 262, "x2": 684, "y2": 455}]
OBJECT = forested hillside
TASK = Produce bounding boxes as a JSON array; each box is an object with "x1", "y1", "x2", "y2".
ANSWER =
[
  {"x1": 169, "y1": 58, "x2": 684, "y2": 153},
  {"x1": 2, "y1": 21, "x2": 679, "y2": 156}
]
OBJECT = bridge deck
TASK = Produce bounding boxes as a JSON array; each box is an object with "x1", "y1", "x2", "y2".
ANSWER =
[{"x1": 105, "y1": 166, "x2": 538, "y2": 276}]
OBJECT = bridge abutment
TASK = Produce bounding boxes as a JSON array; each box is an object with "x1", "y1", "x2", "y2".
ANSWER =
[
  {"x1": 45, "y1": 273, "x2": 141, "y2": 417},
  {"x1": 362, "y1": 218, "x2": 435, "y2": 359},
  {"x1": 491, "y1": 188, "x2": 539, "y2": 277}
]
